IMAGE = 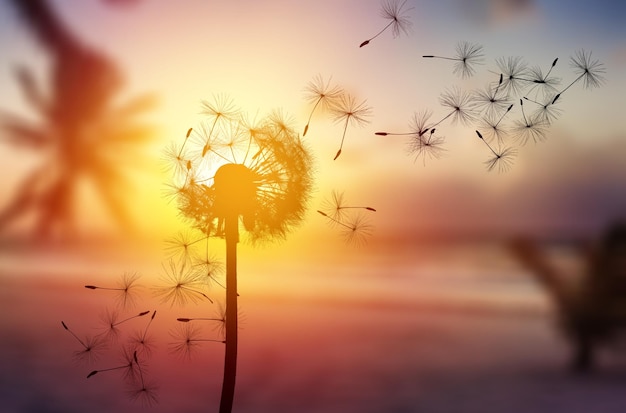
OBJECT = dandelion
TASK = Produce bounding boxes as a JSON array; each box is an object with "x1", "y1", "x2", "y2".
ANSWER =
[
  {"x1": 552, "y1": 49, "x2": 606, "y2": 104},
  {"x1": 331, "y1": 94, "x2": 373, "y2": 160},
  {"x1": 359, "y1": 0, "x2": 413, "y2": 47},
  {"x1": 475, "y1": 130, "x2": 517, "y2": 173},
  {"x1": 512, "y1": 98, "x2": 548, "y2": 145},
  {"x1": 423, "y1": 41, "x2": 485, "y2": 78},
  {"x1": 84, "y1": 272, "x2": 142, "y2": 310},
  {"x1": 302, "y1": 74, "x2": 343, "y2": 136},
  {"x1": 154, "y1": 259, "x2": 213, "y2": 307},
  {"x1": 168, "y1": 102, "x2": 313, "y2": 413},
  {"x1": 434, "y1": 86, "x2": 478, "y2": 127},
  {"x1": 494, "y1": 56, "x2": 529, "y2": 96}
]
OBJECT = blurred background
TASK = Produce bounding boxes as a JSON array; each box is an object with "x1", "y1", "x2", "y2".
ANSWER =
[{"x1": 1, "y1": 0, "x2": 625, "y2": 412}]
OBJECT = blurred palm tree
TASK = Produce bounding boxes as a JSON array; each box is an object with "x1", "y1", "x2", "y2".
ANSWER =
[{"x1": 0, "y1": 0, "x2": 156, "y2": 240}]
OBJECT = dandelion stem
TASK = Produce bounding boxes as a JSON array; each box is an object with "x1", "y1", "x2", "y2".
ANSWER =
[
  {"x1": 219, "y1": 213, "x2": 239, "y2": 413},
  {"x1": 304, "y1": 97, "x2": 323, "y2": 136},
  {"x1": 495, "y1": 104, "x2": 514, "y2": 128},
  {"x1": 334, "y1": 117, "x2": 350, "y2": 160},
  {"x1": 61, "y1": 321, "x2": 88, "y2": 349},
  {"x1": 360, "y1": 19, "x2": 395, "y2": 47}
]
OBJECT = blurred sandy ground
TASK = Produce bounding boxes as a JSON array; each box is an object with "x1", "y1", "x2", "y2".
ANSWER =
[{"x1": 2, "y1": 242, "x2": 626, "y2": 413}]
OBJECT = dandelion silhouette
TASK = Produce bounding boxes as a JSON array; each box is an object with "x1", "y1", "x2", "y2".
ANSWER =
[
  {"x1": 359, "y1": 0, "x2": 413, "y2": 48},
  {"x1": 475, "y1": 130, "x2": 517, "y2": 173},
  {"x1": 167, "y1": 98, "x2": 313, "y2": 413},
  {"x1": 331, "y1": 94, "x2": 373, "y2": 160},
  {"x1": 302, "y1": 74, "x2": 343, "y2": 136},
  {"x1": 84, "y1": 272, "x2": 142, "y2": 310},
  {"x1": 423, "y1": 41, "x2": 485, "y2": 78},
  {"x1": 477, "y1": 103, "x2": 514, "y2": 144}
]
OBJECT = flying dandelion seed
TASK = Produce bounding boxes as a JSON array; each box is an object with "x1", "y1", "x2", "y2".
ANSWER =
[
  {"x1": 423, "y1": 41, "x2": 485, "y2": 78},
  {"x1": 168, "y1": 323, "x2": 224, "y2": 361},
  {"x1": 475, "y1": 130, "x2": 517, "y2": 173},
  {"x1": 360, "y1": 0, "x2": 413, "y2": 47},
  {"x1": 521, "y1": 58, "x2": 561, "y2": 100},
  {"x1": 471, "y1": 73, "x2": 511, "y2": 119},
  {"x1": 61, "y1": 321, "x2": 108, "y2": 364},
  {"x1": 84, "y1": 272, "x2": 142, "y2": 310},
  {"x1": 434, "y1": 86, "x2": 478, "y2": 127},
  {"x1": 126, "y1": 351, "x2": 159, "y2": 407},
  {"x1": 512, "y1": 99, "x2": 548, "y2": 145},
  {"x1": 330, "y1": 94, "x2": 373, "y2": 160},
  {"x1": 408, "y1": 128, "x2": 446, "y2": 166},
  {"x1": 494, "y1": 56, "x2": 530, "y2": 96},
  {"x1": 321, "y1": 190, "x2": 377, "y2": 224},
  {"x1": 129, "y1": 310, "x2": 157, "y2": 357},
  {"x1": 154, "y1": 259, "x2": 213, "y2": 307},
  {"x1": 552, "y1": 49, "x2": 606, "y2": 104},
  {"x1": 523, "y1": 96, "x2": 563, "y2": 125},
  {"x1": 317, "y1": 193, "x2": 376, "y2": 246},
  {"x1": 478, "y1": 103, "x2": 514, "y2": 144},
  {"x1": 302, "y1": 74, "x2": 343, "y2": 136},
  {"x1": 87, "y1": 346, "x2": 138, "y2": 382}
]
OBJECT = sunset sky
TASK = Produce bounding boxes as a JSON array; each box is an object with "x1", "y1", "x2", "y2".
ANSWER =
[
  {"x1": 0, "y1": 0, "x2": 625, "y2": 252},
  {"x1": 2, "y1": 2, "x2": 626, "y2": 411}
]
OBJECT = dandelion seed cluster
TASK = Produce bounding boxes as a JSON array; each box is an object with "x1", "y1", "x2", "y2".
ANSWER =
[
  {"x1": 60, "y1": 275, "x2": 159, "y2": 406},
  {"x1": 378, "y1": 43, "x2": 606, "y2": 173}
]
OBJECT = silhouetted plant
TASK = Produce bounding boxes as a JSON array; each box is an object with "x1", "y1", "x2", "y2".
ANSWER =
[
  {"x1": 359, "y1": 0, "x2": 413, "y2": 48},
  {"x1": 0, "y1": 0, "x2": 156, "y2": 239},
  {"x1": 165, "y1": 97, "x2": 313, "y2": 413},
  {"x1": 494, "y1": 56, "x2": 529, "y2": 96},
  {"x1": 331, "y1": 94, "x2": 373, "y2": 160}
]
